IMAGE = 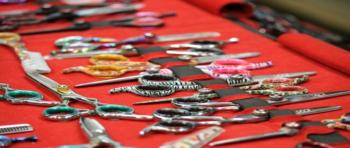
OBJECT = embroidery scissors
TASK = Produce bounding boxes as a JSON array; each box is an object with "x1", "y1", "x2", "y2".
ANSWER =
[
  {"x1": 0, "y1": 83, "x2": 61, "y2": 106},
  {"x1": 58, "y1": 117, "x2": 129, "y2": 148},
  {"x1": 1, "y1": 3, "x2": 144, "y2": 32},
  {"x1": 140, "y1": 106, "x2": 341, "y2": 135},
  {"x1": 26, "y1": 72, "x2": 153, "y2": 121},
  {"x1": 170, "y1": 90, "x2": 350, "y2": 108},
  {"x1": 133, "y1": 71, "x2": 316, "y2": 105}
]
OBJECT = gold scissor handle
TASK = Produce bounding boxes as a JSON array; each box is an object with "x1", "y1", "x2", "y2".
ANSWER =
[
  {"x1": 62, "y1": 65, "x2": 130, "y2": 77},
  {"x1": 90, "y1": 54, "x2": 129, "y2": 65}
]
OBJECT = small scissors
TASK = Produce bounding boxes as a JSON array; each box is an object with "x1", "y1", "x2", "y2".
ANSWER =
[
  {"x1": 26, "y1": 72, "x2": 153, "y2": 121},
  {"x1": 0, "y1": 83, "x2": 61, "y2": 106},
  {"x1": 109, "y1": 74, "x2": 202, "y2": 97},
  {"x1": 58, "y1": 117, "x2": 130, "y2": 148},
  {"x1": 196, "y1": 58, "x2": 273, "y2": 79}
]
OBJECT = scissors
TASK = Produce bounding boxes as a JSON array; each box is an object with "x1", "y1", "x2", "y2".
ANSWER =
[
  {"x1": 322, "y1": 112, "x2": 350, "y2": 131},
  {"x1": 58, "y1": 117, "x2": 129, "y2": 148},
  {"x1": 140, "y1": 106, "x2": 340, "y2": 135},
  {"x1": 109, "y1": 74, "x2": 202, "y2": 97},
  {"x1": 26, "y1": 72, "x2": 153, "y2": 121},
  {"x1": 0, "y1": 83, "x2": 61, "y2": 106},
  {"x1": 153, "y1": 108, "x2": 226, "y2": 121},
  {"x1": 1, "y1": 3, "x2": 144, "y2": 32},
  {"x1": 196, "y1": 58, "x2": 273, "y2": 79},
  {"x1": 62, "y1": 54, "x2": 160, "y2": 77},
  {"x1": 53, "y1": 31, "x2": 221, "y2": 54}
]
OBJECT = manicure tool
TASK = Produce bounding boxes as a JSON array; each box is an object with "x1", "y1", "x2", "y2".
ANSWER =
[
  {"x1": 322, "y1": 112, "x2": 350, "y2": 131},
  {"x1": 58, "y1": 117, "x2": 129, "y2": 148},
  {"x1": 170, "y1": 90, "x2": 350, "y2": 108},
  {"x1": 209, "y1": 120, "x2": 332, "y2": 146},
  {"x1": 0, "y1": 32, "x2": 51, "y2": 73},
  {"x1": 0, "y1": 124, "x2": 33, "y2": 135},
  {"x1": 1, "y1": 3, "x2": 144, "y2": 32},
  {"x1": 133, "y1": 71, "x2": 316, "y2": 105},
  {"x1": 160, "y1": 126, "x2": 224, "y2": 148},
  {"x1": 139, "y1": 119, "x2": 222, "y2": 136},
  {"x1": 72, "y1": 52, "x2": 260, "y2": 88},
  {"x1": 140, "y1": 106, "x2": 341, "y2": 135},
  {"x1": 26, "y1": 72, "x2": 152, "y2": 121},
  {"x1": 20, "y1": 16, "x2": 164, "y2": 36},
  {"x1": 53, "y1": 32, "x2": 221, "y2": 55},
  {"x1": 0, "y1": 83, "x2": 61, "y2": 106},
  {"x1": 109, "y1": 74, "x2": 202, "y2": 97},
  {"x1": 196, "y1": 58, "x2": 273, "y2": 79},
  {"x1": 62, "y1": 54, "x2": 160, "y2": 77},
  {"x1": 152, "y1": 108, "x2": 226, "y2": 121},
  {"x1": 0, "y1": 135, "x2": 38, "y2": 147}
]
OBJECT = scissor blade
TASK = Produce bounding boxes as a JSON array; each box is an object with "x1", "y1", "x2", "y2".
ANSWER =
[
  {"x1": 294, "y1": 106, "x2": 342, "y2": 116},
  {"x1": 252, "y1": 71, "x2": 317, "y2": 81},
  {"x1": 80, "y1": 117, "x2": 107, "y2": 139},
  {"x1": 75, "y1": 4, "x2": 143, "y2": 17},
  {"x1": 75, "y1": 74, "x2": 141, "y2": 88},
  {"x1": 26, "y1": 72, "x2": 62, "y2": 95},
  {"x1": 155, "y1": 32, "x2": 221, "y2": 42},
  {"x1": 45, "y1": 49, "x2": 121, "y2": 60},
  {"x1": 269, "y1": 90, "x2": 350, "y2": 106},
  {"x1": 194, "y1": 52, "x2": 260, "y2": 64}
]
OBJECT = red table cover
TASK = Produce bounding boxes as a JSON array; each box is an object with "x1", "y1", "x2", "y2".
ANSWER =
[{"x1": 0, "y1": 0, "x2": 349, "y2": 148}]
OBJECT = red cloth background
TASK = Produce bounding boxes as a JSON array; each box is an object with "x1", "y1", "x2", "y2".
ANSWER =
[{"x1": 0, "y1": 0, "x2": 349, "y2": 148}]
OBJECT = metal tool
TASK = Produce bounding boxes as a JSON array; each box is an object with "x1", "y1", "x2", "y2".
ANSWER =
[
  {"x1": 58, "y1": 117, "x2": 128, "y2": 148},
  {"x1": 0, "y1": 83, "x2": 61, "y2": 106},
  {"x1": 139, "y1": 119, "x2": 222, "y2": 136},
  {"x1": 0, "y1": 135, "x2": 38, "y2": 147},
  {"x1": 0, "y1": 32, "x2": 51, "y2": 73},
  {"x1": 50, "y1": 32, "x2": 222, "y2": 57},
  {"x1": 109, "y1": 74, "x2": 202, "y2": 97},
  {"x1": 133, "y1": 71, "x2": 316, "y2": 105},
  {"x1": 160, "y1": 126, "x2": 224, "y2": 148},
  {"x1": 153, "y1": 108, "x2": 226, "y2": 121},
  {"x1": 20, "y1": 16, "x2": 164, "y2": 36},
  {"x1": 171, "y1": 90, "x2": 350, "y2": 108},
  {"x1": 0, "y1": 124, "x2": 33, "y2": 135},
  {"x1": 322, "y1": 112, "x2": 350, "y2": 131},
  {"x1": 26, "y1": 72, "x2": 153, "y2": 121},
  {"x1": 140, "y1": 106, "x2": 340, "y2": 135}
]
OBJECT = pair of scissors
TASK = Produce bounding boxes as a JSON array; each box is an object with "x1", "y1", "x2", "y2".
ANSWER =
[
  {"x1": 26, "y1": 72, "x2": 153, "y2": 121},
  {"x1": 53, "y1": 31, "x2": 221, "y2": 54},
  {"x1": 0, "y1": 83, "x2": 61, "y2": 106},
  {"x1": 196, "y1": 58, "x2": 273, "y2": 79},
  {"x1": 110, "y1": 73, "x2": 202, "y2": 97},
  {"x1": 140, "y1": 106, "x2": 341, "y2": 136},
  {"x1": 62, "y1": 54, "x2": 160, "y2": 77},
  {"x1": 58, "y1": 117, "x2": 129, "y2": 148},
  {"x1": 322, "y1": 112, "x2": 350, "y2": 131}
]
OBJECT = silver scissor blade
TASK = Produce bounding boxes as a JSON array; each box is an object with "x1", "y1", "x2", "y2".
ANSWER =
[
  {"x1": 294, "y1": 106, "x2": 342, "y2": 116},
  {"x1": 75, "y1": 4, "x2": 143, "y2": 17},
  {"x1": 155, "y1": 32, "x2": 221, "y2": 42},
  {"x1": 80, "y1": 117, "x2": 107, "y2": 139},
  {"x1": 269, "y1": 90, "x2": 350, "y2": 106},
  {"x1": 45, "y1": 49, "x2": 121, "y2": 60},
  {"x1": 75, "y1": 75, "x2": 141, "y2": 88},
  {"x1": 194, "y1": 52, "x2": 260, "y2": 64},
  {"x1": 26, "y1": 72, "x2": 62, "y2": 95},
  {"x1": 209, "y1": 129, "x2": 294, "y2": 146},
  {"x1": 252, "y1": 71, "x2": 317, "y2": 81}
]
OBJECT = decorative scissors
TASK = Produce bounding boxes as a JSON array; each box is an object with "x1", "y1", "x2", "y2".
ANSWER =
[
  {"x1": 26, "y1": 72, "x2": 153, "y2": 121},
  {"x1": 139, "y1": 106, "x2": 341, "y2": 135},
  {"x1": 0, "y1": 83, "x2": 61, "y2": 106},
  {"x1": 322, "y1": 112, "x2": 350, "y2": 131},
  {"x1": 58, "y1": 117, "x2": 130, "y2": 148}
]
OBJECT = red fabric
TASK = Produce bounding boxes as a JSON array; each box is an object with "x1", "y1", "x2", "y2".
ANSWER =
[
  {"x1": 161, "y1": 61, "x2": 189, "y2": 68},
  {"x1": 278, "y1": 33, "x2": 350, "y2": 76},
  {"x1": 184, "y1": 0, "x2": 254, "y2": 17},
  {"x1": 0, "y1": 1, "x2": 350, "y2": 148},
  {"x1": 179, "y1": 74, "x2": 212, "y2": 81},
  {"x1": 140, "y1": 51, "x2": 169, "y2": 61},
  {"x1": 204, "y1": 84, "x2": 231, "y2": 89}
]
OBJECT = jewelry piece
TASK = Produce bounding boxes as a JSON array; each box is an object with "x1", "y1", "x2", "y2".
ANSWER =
[{"x1": 109, "y1": 85, "x2": 176, "y2": 97}]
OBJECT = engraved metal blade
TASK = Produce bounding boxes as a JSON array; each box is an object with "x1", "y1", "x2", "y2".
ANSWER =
[
  {"x1": 155, "y1": 32, "x2": 221, "y2": 42},
  {"x1": 252, "y1": 71, "x2": 317, "y2": 81},
  {"x1": 194, "y1": 52, "x2": 260, "y2": 64}
]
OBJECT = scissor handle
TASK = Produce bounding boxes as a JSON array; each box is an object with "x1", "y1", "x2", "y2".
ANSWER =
[
  {"x1": 43, "y1": 105, "x2": 84, "y2": 121},
  {"x1": 1, "y1": 89, "x2": 43, "y2": 101},
  {"x1": 95, "y1": 104, "x2": 134, "y2": 115}
]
